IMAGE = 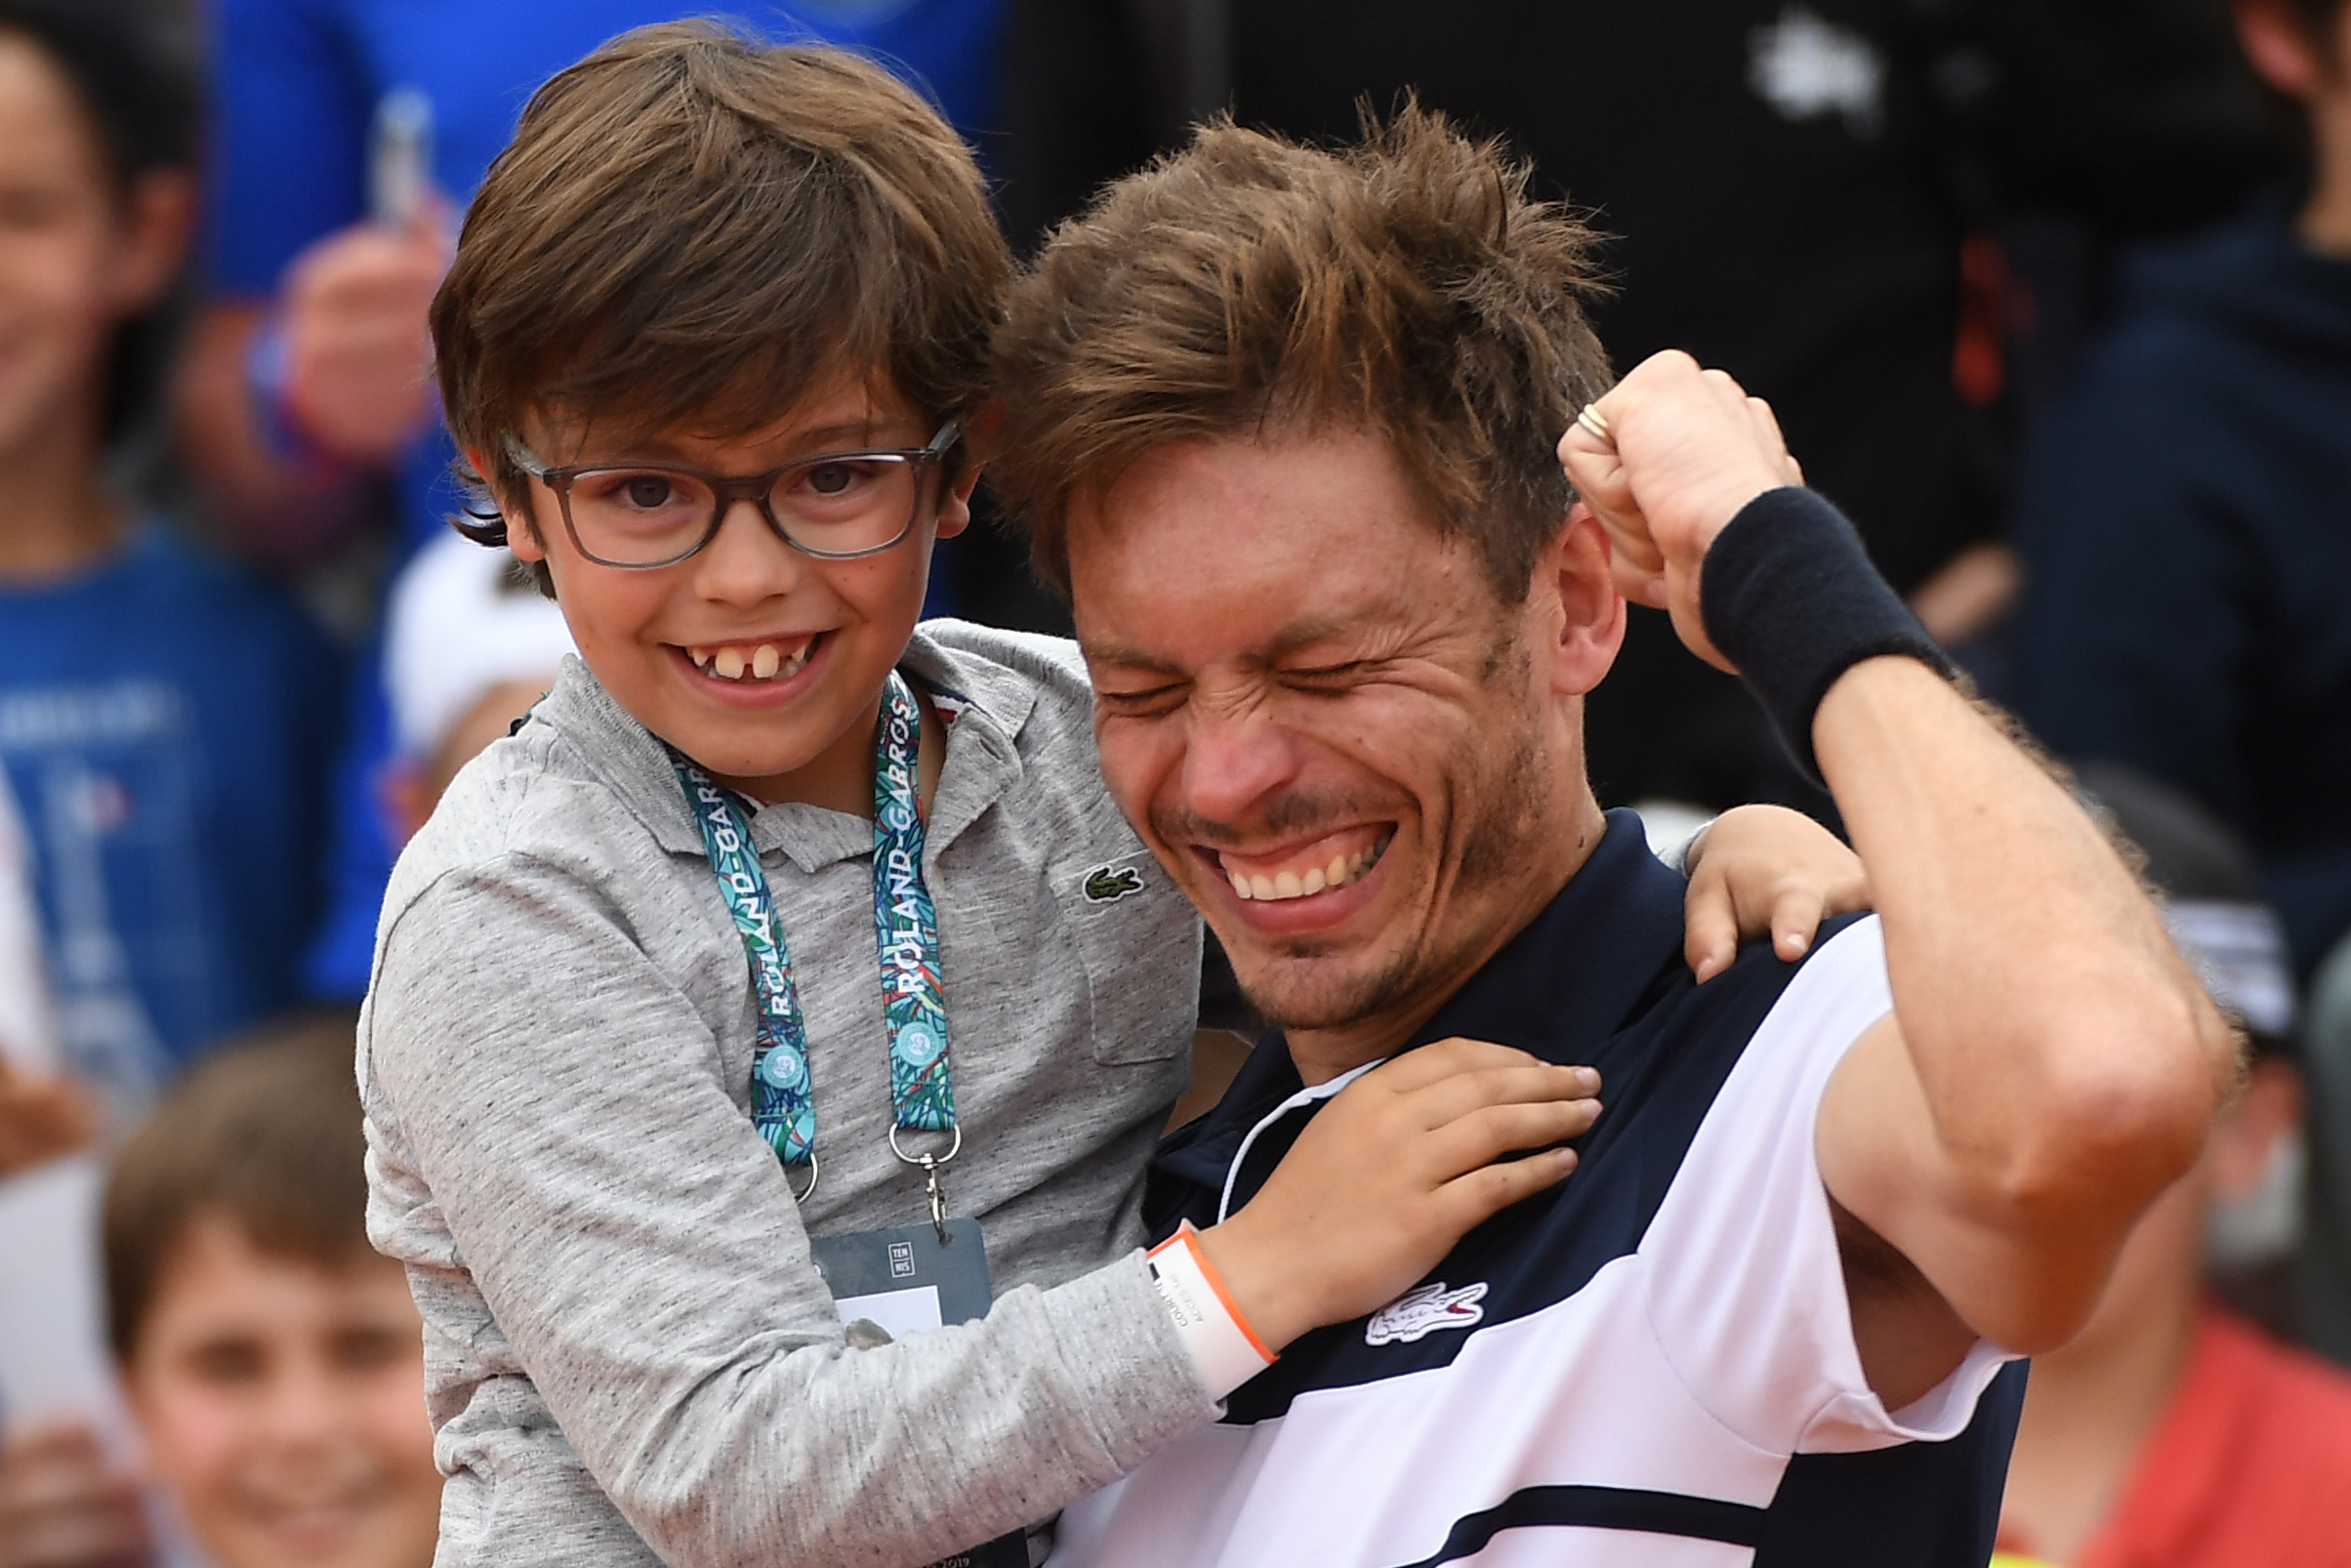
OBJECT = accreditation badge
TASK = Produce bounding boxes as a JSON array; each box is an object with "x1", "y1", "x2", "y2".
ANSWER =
[{"x1": 810, "y1": 1221, "x2": 1028, "y2": 1568}]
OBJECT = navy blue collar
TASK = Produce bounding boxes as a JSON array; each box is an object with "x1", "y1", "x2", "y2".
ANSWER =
[
  {"x1": 1403, "y1": 806, "x2": 1688, "y2": 1060},
  {"x1": 1154, "y1": 808, "x2": 1688, "y2": 1196}
]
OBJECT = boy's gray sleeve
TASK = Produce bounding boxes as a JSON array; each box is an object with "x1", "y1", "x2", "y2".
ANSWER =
[{"x1": 362, "y1": 855, "x2": 1217, "y2": 1568}]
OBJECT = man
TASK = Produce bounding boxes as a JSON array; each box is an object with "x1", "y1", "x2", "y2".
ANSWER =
[{"x1": 985, "y1": 110, "x2": 2234, "y2": 1566}]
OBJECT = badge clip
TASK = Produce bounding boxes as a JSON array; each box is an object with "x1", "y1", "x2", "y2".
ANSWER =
[{"x1": 890, "y1": 1124, "x2": 962, "y2": 1246}]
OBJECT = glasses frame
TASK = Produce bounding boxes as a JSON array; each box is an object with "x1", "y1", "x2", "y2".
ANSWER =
[{"x1": 502, "y1": 417, "x2": 964, "y2": 569}]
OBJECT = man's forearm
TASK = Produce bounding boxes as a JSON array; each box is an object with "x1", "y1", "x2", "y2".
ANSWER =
[
  {"x1": 1813, "y1": 655, "x2": 2235, "y2": 1341},
  {"x1": 1557, "y1": 351, "x2": 2239, "y2": 1357}
]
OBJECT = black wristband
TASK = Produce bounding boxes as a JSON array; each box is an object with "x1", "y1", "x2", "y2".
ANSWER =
[{"x1": 1698, "y1": 487, "x2": 1958, "y2": 782}]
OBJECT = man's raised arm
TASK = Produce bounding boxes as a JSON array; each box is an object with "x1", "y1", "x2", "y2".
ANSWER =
[{"x1": 1561, "y1": 352, "x2": 2238, "y2": 1405}]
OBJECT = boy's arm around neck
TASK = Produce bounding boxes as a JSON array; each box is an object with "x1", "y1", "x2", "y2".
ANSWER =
[{"x1": 359, "y1": 842, "x2": 1217, "y2": 1568}]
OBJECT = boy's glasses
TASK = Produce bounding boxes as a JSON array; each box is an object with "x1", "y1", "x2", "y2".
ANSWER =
[{"x1": 502, "y1": 419, "x2": 962, "y2": 568}]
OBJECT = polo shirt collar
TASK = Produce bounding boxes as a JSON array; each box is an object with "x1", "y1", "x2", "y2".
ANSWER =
[
  {"x1": 1154, "y1": 809, "x2": 1686, "y2": 1195},
  {"x1": 532, "y1": 626, "x2": 1041, "y2": 873},
  {"x1": 1402, "y1": 806, "x2": 1687, "y2": 1062}
]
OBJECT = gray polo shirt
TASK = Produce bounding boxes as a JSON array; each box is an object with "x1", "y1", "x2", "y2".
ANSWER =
[{"x1": 358, "y1": 623, "x2": 1219, "y2": 1568}]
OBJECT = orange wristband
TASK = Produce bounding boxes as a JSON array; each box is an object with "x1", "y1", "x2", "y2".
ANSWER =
[{"x1": 1147, "y1": 1220, "x2": 1275, "y2": 1398}]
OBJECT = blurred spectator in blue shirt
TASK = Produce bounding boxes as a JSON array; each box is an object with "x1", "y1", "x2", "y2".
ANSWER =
[
  {"x1": 166, "y1": 0, "x2": 1008, "y2": 1001},
  {"x1": 0, "y1": 0, "x2": 340, "y2": 1125}
]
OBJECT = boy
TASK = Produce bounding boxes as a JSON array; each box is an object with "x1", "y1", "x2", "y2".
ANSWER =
[
  {"x1": 110, "y1": 1014, "x2": 443, "y2": 1568},
  {"x1": 0, "y1": 1013, "x2": 441, "y2": 1568},
  {"x1": 379, "y1": 533, "x2": 575, "y2": 845},
  {"x1": 0, "y1": 0, "x2": 342, "y2": 1123},
  {"x1": 364, "y1": 23, "x2": 1859, "y2": 1568}
]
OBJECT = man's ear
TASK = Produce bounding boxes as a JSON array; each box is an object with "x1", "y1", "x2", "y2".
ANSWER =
[
  {"x1": 1541, "y1": 504, "x2": 1628, "y2": 697},
  {"x1": 2238, "y1": 0, "x2": 2325, "y2": 100}
]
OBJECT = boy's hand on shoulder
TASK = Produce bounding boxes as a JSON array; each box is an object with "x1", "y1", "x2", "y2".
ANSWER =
[
  {"x1": 1681, "y1": 805, "x2": 1871, "y2": 982},
  {"x1": 0, "y1": 1423, "x2": 151, "y2": 1568},
  {"x1": 1198, "y1": 1040, "x2": 1600, "y2": 1350}
]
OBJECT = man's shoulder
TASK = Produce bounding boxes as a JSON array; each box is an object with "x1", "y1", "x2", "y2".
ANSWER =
[
  {"x1": 1592, "y1": 912, "x2": 1886, "y2": 1116},
  {"x1": 1637, "y1": 914, "x2": 1888, "y2": 1208}
]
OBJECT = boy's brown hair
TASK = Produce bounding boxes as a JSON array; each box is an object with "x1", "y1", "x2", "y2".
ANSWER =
[
  {"x1": 988, "y1": 105, "x2": 1612, "y2": 603},
  {"x1": 433, "y1": 22, "x2": 1010, "y2": 553},
  {"x1": 103, "y1": 1010, "x2": 369, "y2": 1358}
]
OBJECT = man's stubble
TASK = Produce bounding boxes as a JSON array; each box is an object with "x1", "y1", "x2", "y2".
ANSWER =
[{"x1": 1211, "y1": 639, "x2": 1561, "y2": 1036}]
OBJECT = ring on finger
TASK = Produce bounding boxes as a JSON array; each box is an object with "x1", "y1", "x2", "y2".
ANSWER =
[{"x1": 1575, "y1": 403, "x2": 1612, "y2": 444}]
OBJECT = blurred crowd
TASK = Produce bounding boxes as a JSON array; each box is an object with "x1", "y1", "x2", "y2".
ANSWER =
[{"x1": 0, "y1": 0, "x2": 2348, "y2": 1564}]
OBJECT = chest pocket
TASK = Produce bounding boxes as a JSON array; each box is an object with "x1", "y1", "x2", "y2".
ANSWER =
[{"x1": 1052, "y1": 849, "x2": 1202, "y2": 1066}]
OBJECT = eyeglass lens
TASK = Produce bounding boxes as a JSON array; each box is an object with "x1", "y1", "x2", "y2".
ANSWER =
[{"x1": 561, "y1": 453, "x2": 928, "y2": 565}]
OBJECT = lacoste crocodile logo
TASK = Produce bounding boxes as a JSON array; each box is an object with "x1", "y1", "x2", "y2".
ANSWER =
[
  {"x1": 1365, "y1": 1281, "x2": 1488, "y2": 1345},
  {"x1": 1081, "y1": 863, "x2": 1145, "y2": 904}
]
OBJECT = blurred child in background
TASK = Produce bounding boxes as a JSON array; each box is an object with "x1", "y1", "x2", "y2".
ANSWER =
[
  {"x1": 0, "y1": 766, "x2": 85, "y2": 1176},
  {"x1": 378, "y1": 532, "x2": 572, "y2": 846},
  {"x1": 0, "y1": 0, "x2": 341, "y2": 1127},
  {"x1": 0, "y1": 1014, "x2": 440, "y2": 1568}
]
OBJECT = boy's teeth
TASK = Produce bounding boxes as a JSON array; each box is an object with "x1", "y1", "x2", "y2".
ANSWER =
[{"x1": 694, "y1": 640, "x2": 817, "y2": 682}]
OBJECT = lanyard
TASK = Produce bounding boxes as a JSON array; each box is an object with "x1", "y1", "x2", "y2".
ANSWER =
[{"x1": 674, "y1": 671, "x2": 958, "y2": 1219}]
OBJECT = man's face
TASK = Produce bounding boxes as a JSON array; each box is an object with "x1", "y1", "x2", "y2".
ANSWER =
[
  {"x1": 1071, "y1": 428, "x2": 1615, "y2": 1039},
  {"x1": 124, "y1": 1213, "x2": 442, "y2": 1568},
  {"x1": 504, "y1": 367, "x2": 971, "y2": 802}
]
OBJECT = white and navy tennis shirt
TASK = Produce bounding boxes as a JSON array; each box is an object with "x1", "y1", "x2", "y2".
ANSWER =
[{"x1": 1052, "y1": 810, "x2": 2026, "y2": 1568}]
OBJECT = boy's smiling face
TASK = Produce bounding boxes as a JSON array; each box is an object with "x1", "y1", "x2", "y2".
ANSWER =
[
  {"x1": 504, "y1": 368, "x2": 972, "y2": 809},
  {"x1": 124, "y1": 1212, "x2": 441, "y2": 1568}
]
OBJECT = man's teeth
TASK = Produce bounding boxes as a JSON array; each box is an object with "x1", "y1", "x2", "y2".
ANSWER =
[
  {"x1": 688, "y1": 640, "x2": 814, "y2": 683},
  {"x1": 1227, "y1": 838, "x2": 1390, "y2": 902}
]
